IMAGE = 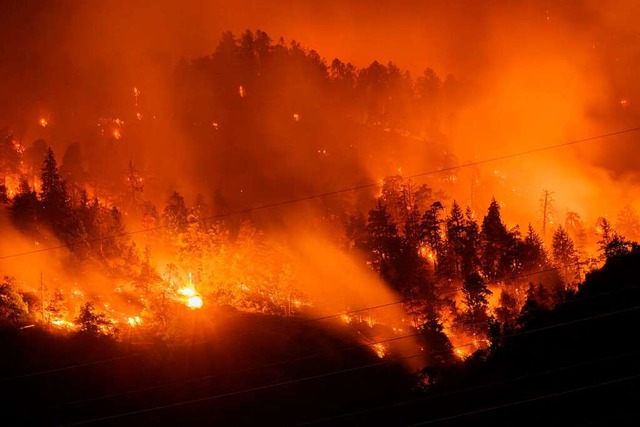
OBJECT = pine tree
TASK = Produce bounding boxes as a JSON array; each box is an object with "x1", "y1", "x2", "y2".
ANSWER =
[
  {"x1": 403, "y1": 204, "x2": 423, "y2": 251},
  {"x1": 365, "y1": 200, "x2": 402, "y2": 285},
  {"x1": 76, "y1": 302, "x2": 114, "y2": 336},
  {"x1": 461, "y1": 207, "x2": 480, "y2": 278},
  {"x1": 552, "y1": 226, "x2": 578, "y2": 265},
  {"x1": 480, "y1": 198, "x2": 510, "y2": 281},
  {"x1": 40, "y1": 147, "x2": 71, "y2": 229},
  {"x1": 552, "y1": 226, "x2": 579, "y2": 285},
  {"x1": 460, "y1": 271, "x2": 492, "y2": 333},
  {"x1": 10, "y1": 177, "x2": 39, "y2": 229},
  {"x1": 420, "y1": 201, "x2": 444, "y2": 269},
  {"x1": 520, "y1": 224, "x2": 547, "y2": 271},
  {"x1": 442, "y1": 200, "x2": 465, "y2": 278}
]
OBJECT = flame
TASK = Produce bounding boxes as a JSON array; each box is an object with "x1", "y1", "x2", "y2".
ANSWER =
[
  {"x1": 39, "y1": 118, "x2": 48, "y2": 127},
  {"x1": 186, "y1": 295, "x2": 203, "y2": 309},
  {"x1": 178, "y1": 287, "x2": 196, "y2": 297},
  {"x1": 51, "y1": 319, "x2": 75, "y2": 329},
  {"x1": 113, "y1": 129, "x2": 121, "y2": 140},
  {"x1": 238, "y1": 85, "x2": 246, "y2": 98},
  {"x1": 371, "y1": 343, "x2": 388, "y2": 358},
  {"x1": 127, "y1": 316, "x2": 142, "y2": 327},
  {"x1": 292, "y1": 113, "x2": 300, "y2": 121}
]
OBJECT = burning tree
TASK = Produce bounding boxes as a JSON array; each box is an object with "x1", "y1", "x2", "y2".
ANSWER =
[{"x1": 76, "y1": 302, "x2": 116, "y2": 336}]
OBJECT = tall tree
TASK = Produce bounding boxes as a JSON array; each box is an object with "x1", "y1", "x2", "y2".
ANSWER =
[
  {"x1": 40, "y1": 147, "x2": 71, "y2": 230},
  {"x1": 421, "y1": 201, "x2": 444, "y2": 269},
  {"x1": 519, "y1": 224, "x2": 547, "y2": 272},
  {"x1": 442, "y1": 200, "x2": 466, "y2": 278},
  {"x1": 365, "y1": 200, "x2": 402, "y2": 286},
  {"x1": 460, "y1": 207, "x2": 481, "y2": 278},
  {"x1": 480, "y1": 198, "x2": 510, "y2": 281},
  {"x1": 10, "y1": 177, "x2": 39, "y2": 229},
  {"x1": 552, "y1": 226, "x2": 579, "y2": 285},
  {"x1": 461, "y1": 271, "x2": 492, "y2": 330}
]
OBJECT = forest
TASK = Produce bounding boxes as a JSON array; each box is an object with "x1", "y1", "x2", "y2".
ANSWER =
[{"x1": 1, "y1": 25, "x2": 640, "y2": 425}]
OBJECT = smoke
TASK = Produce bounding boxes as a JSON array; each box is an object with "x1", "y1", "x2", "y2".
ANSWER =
[{"x1": 2, "y1": 1, "x2": 640, "y2": 359}]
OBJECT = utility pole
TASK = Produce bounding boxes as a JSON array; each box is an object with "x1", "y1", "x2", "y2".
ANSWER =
[
  {"x1": 541, "y1": 190, "x2": 554, "y2": 242},
  {"x1": 40, "y1": 272, "x2": 46, "y2": 323}
]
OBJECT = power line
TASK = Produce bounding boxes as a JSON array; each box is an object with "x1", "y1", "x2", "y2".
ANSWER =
[
  {"x1": 63, "y1": 352, "x2": 425, "y2": 426},
  {"x1": 36, "y1": 332, "x2": 433, "y2": 413},
  {"x1": 298, "y1": 348, "x2": 640, "y2": 425},
  {"x1": 1, "y1": 126, "x2": 639, "y2": 262},
  {"x1": 50, "y1": 302, "x2": 640, "y2": 425},
  {"x1": 0, "y1": 258, "x2": 630, "y2": 383},
  {"x1": 0, "y1": 259, "x2": 579, "y2": 382},
  {"x1": 408, "y1": 372, "x2": 640, "y2": 426}
]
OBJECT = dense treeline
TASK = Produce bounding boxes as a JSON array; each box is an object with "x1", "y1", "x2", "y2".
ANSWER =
[
  {"x1": 1, "y1": 29, "x2": 640, "y2": 397},
  {"x1": 345, "y1": 174, "x2": 638, "y2": 361}
]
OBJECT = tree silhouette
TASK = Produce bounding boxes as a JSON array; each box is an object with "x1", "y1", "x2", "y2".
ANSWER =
[
  {"x1": 76, "y1": 302, "x2": 114, "y2": 336},
  {"x1": 421, "y1": 201, "x2": 444, "y2": 270},
  {"x1": 366, "y1": 200, "x2": 402, "y2": 286},
  {"x1": 480, "y1": 198, "x2": 510, "y2": 281}
]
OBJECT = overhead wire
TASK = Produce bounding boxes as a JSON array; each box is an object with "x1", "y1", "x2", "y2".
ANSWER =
[
  {"x1": 48, "y1": 302, "x2": 640, "y2": 425},
  {"x1": 0, "y1": 126, "x2": 638, "y2": 262}
]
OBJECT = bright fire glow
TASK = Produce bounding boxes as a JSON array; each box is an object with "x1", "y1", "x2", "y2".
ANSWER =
[
  {"x1": 178, "y1": 287, "x2": 196, "y2": 297},
  {"x1": 186, "y1": 295, "x2": 203, "y2": 309},
  {"x1": 127, "y1": 316, "x2": 142, "y2": 327},
  {"x1": 39, "y1": 118, "x2": 48, "y2": 127},
  {"x1": 372, "y1": 343, "x2": 388, "y2": 358}
]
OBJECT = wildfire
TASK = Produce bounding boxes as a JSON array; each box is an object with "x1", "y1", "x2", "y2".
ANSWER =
[
  {"x1": 127, "y1": 316, "x2": 142, "y2": 327},
  {"x1": 39, "y1": 118, "x2": 48, "y2": 128},
  {"x1": 178, "y1": 286, "x2": 203, "y2": 309},
  {"x1": 418, "y1": 244, "x2": 435, "y2": 261},
  {"x1": 51, "y1": 319, "x2": 75, "y2": 329},
  {"x1": 371, "y1": 343, "x2": 388, "y2": 358},
  {"x1": 340, "y1": 313, "x2": 353, "y2": 324},
  {"x1": 186, "y1": 295, "x2": 203, "y2": 309}
]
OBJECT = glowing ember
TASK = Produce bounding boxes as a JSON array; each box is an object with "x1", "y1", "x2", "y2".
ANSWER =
[
  {"x1": 127, "y1": 316, "x2": 142, "y2": 327},
  {"x1": 371, "y1": 343, "x2": 388, "y2": 358},
  {"x1": 238, "y1": 85, "x2": 246, "y2": 98},
  {"x1": 113, "y1": 129, "x2": 121, "y2": 140},
  {"x1": 178, "y1": 287, "x2": 196, "y2": 297},
  {"x1": 340, "y1": 314, "x2": 352, "y2": 324},
  {"x1": 39, "y1": 118, "x2": 48, "y2": 127},
  {"x1": 293, "y1": 113, "x2": 300, "y2": 121},
  {"x1": 51, "y1": 319, "x2": 75, "y2": 329},
  {"x1": 186, "y1": 295, "x2": 203, "y2": 309},
  {"x1": 136, "y1": 112, "x2": 142, "y2": 120}
]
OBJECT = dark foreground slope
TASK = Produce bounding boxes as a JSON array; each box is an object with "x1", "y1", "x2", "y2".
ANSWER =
[
  {"x1": 0, "y1": 310, "x2": 415, "y2": 426},
  {"x1": 2, "y1": 249, "x2": 640, "y2": 426},
  {"x1": 329, "y1": 248, "x2": 640, "y2": 426}
]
